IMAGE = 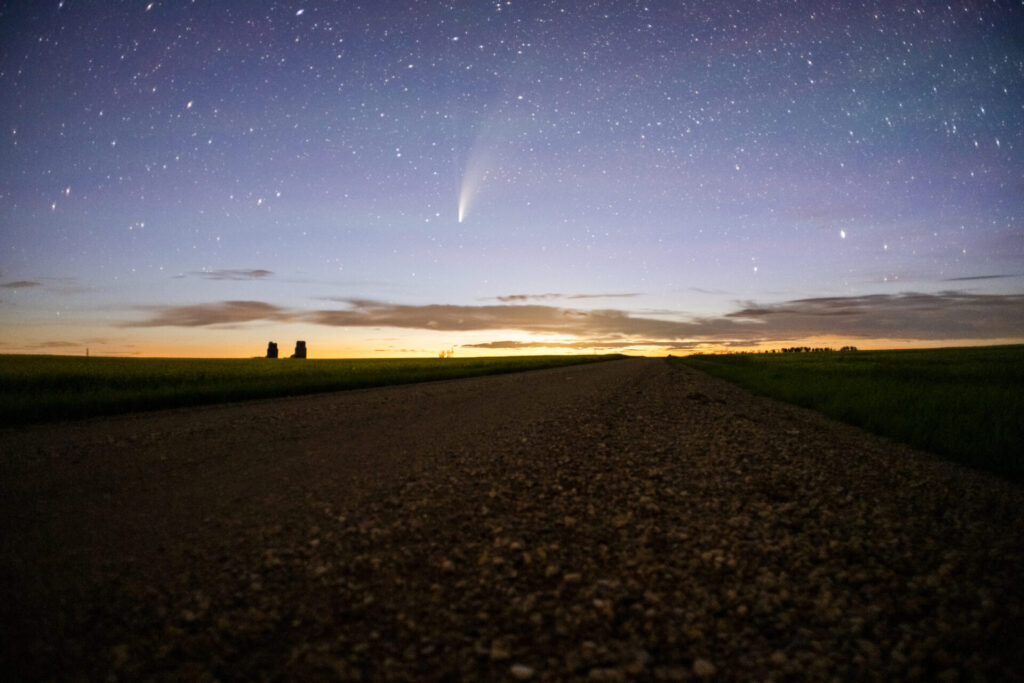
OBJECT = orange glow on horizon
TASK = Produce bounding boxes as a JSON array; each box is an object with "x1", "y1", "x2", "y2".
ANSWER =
[{"x1": 4, "y1": 334, "x2": 1022, "y2": 359}]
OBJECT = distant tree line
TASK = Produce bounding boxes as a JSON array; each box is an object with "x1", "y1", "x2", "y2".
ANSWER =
[
  {"x1": 671, "y1": 346, "x2": 859, "y2": 357},
  {"x1": 768, "y1": 346, "x2": 858, "y2": 353}
]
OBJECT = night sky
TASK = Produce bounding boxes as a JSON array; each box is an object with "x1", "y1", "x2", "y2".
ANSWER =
[{"x1": 2, "y1": 1, "x2": 1022, "y2": 357}]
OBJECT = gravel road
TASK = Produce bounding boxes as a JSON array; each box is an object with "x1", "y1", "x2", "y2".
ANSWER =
[{"x1": 1, "y1": 358, "x2": 1022, "y2": 681}]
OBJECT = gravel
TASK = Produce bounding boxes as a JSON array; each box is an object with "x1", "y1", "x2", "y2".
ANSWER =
[{"x1": 1, "y1": 358, "x2": 1022, "y2": 680}]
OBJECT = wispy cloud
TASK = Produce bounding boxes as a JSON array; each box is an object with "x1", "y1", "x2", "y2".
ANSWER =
[
  {"x1": 0, "y1": 339, "x2": 88, "y2": 353},
  {"x1": 192, "y1": 269, "x2": 274, "y2": 281},
  {"x1": 125, "y1": 300, "x2": 295, "y2": 327},
  {"x1": 943, "y1": 274, "x2": 1018, "y2": 282},
  {"x1": 689, "y1": 287, "x2": 732, "y2": 295},
  {"x1": 494, "y1": 293, "x2": 561, "y2": 302},
  {"x1": 461, "y1": 339, "x2": 743, "y2": 351},
  {"x1": 27, "y1": 340, "x2": 79, "y2": 349},
  {"x1": 123, "y1": 291, "x2": 1024, "y2": 347},
  {"x1": 307, "y1": 299, "x2": 600, "y2": 333},
  {"x1": 723, "y1": 291, "x2": 1024, "y2": 339},
  {"x1": 567, "y1": 293, "x2": 641, "y2": 300},
  {"x1": 462, "y1": 340, "x2": 630, "y2": 350},
  {"x1": 1, "y1": 280, "x2": 42, "y2": 289},
  {"x1": 493, "y1": 292, "x2": 639, "y2": 302}
]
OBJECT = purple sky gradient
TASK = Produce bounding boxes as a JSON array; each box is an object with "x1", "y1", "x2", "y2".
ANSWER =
[{"x1": 1, "y1": 1, "x2": 1022, "y2": 356}]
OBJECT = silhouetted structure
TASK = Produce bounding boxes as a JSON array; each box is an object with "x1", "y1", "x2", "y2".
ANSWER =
[
  {"x1": 291, "y1": 340, "x2": 306, "y2": 359},
  {"x1": 266, "y1": 341, "x2": 278, "y2": 358}
]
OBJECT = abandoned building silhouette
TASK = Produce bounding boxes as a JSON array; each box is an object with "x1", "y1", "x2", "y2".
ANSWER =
[{"x1": 265, "y1": 341, "x2": 306, "y2": 358}]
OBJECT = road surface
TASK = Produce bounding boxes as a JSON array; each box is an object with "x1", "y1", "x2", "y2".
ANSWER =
[{"x1": 2, "y1": 358, "x2": 1022, "y2": 680}]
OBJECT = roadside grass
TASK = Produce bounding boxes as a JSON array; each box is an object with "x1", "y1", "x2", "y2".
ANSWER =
[
  {"x1": 672, "y1": 345, "x2": 1024, "y2": 481},
  {"x1": 0, "y1": 354, "x2": 623, "y2": 426}
]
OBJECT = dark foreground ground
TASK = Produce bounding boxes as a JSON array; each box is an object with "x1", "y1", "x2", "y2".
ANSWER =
[{"x1": 1, "y1": 358, "x2": 1021, "y2": 680}]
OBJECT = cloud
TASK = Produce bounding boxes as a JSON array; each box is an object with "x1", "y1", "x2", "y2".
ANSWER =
[
  {"x1": 463, "y1": 340, "x2": 629, "y2": 350},
  {"x1": 495, "y1": 293, "x2": 562, "y2": 302},
  {"x1": 307, "y1": 299, "x2": 590, "y2": 332},
  {"x1": 461, "y1": 339, "x2": 743, "y2": 351},
  {"x1": 493, "y1": 292, "x2": 639, "y2": 302},
  {"x1": 567, "y1": 293, "x2": 641, "y2": 300},
  {"x1": 193, "y1": 269, "x2": 274, "y2": 281},
  {"x1": 125, "y1": 300, "x2": 296, "y2": 327},
  {"x1": 943, "y1": 274, "x2": 1018, "y2": 282},
  {"x1": 316, "y1": 292, "x2": 1024, "y2": 341},
  {"x1": 124, "y1": 291, "x2": 1024, "y2": 346},
  {"x1": 305, "y1": 299, "x2": 706, "y2": 339},
  {"x1": 723, "y1": 291, "x2": 1024, "y2": 339},
  {"x1": 1, "y1": 280, "x2": 42, "y2": 289},
  {"x1": 30, "y1": 340, "x2": 80, "y2": 349},
  {"x1": 0, "y1": 339, "x2": 88, "y2": 352}
]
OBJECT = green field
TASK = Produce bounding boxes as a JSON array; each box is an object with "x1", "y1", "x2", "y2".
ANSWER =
[
  {"x1": 673, "y1": 345, "x2": 1024, "y2": 481},
  {"x1": 0, "y1": 354, "x2": 622, "y2": 427}
]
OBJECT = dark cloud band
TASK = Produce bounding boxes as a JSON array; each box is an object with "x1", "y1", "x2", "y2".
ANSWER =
[
  {"x1": 494, "y1": 293, "x2": 640, "y2": 302},
  {"x1": 193, "y1": 269, "x2": 274, "y2": 281},
  {"x1": 122, "y1": 291, "x2": 1024, "y2": 347},
  {"x1": 126, "y1": 300, "x2": 294, "y2": 327}
]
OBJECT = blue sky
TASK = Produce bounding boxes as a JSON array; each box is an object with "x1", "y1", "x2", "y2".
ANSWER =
[{"x1": 2, "y1": 1, "x2": 1022, "y2": 357}]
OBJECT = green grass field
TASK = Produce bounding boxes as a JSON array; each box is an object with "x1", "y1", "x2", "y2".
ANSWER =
[
  {"x1": 673, "y1": 345, "x2": 1024, "y2": 481},
  {"x1": 0, "y1": 354, "x2": 622, "y2": 427}
]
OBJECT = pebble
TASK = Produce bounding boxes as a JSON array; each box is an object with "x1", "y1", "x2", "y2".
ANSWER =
[
  {"x1": 490, "y1": 638, "x2": 512, "y2": 661},
  {"x1": 509, "y1": 663, "x2": 535, "y2": 679},
  {"x1": 693, "y1": 659, "x2": 717, "y2": 677}
]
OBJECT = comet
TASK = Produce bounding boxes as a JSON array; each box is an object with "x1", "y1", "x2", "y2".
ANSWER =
[
  {"x1": 457, "y1": 154, "x2": 487, "y2": 224},
  {"x1": 458, "y1": 170, "x2": 486, "y2": 223},
  {"x1": 457, "y1": 115, "x2": 507, "y2": 223}
]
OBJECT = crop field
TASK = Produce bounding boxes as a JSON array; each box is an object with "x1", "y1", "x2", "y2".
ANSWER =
[
  {"x1": 673, "y1": 345, "x2": 1024, "y2": 481},
  {"x1": 0, "y1": 354, "x2": 622, "y2": 427}
]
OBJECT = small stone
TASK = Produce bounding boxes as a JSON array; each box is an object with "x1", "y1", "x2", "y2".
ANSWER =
[
  {"x1": 111, "y1": 643, "x2": 130, "y2": 669},
  {"x1": 510, "y1": 663, "x2": 535, "y2": 679},
  {"x1": 693, "y1": 658, "x2": 716, "y2": 677},
  {"x1": 857, "y1": 639, "x2": 880, "y2": 660},
  {"x1": 625, "y1": 650, "x2": 651, "y2": 675},
  {"x1": 490, "y1": 638, "x2": 512, "y2": 661}
]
